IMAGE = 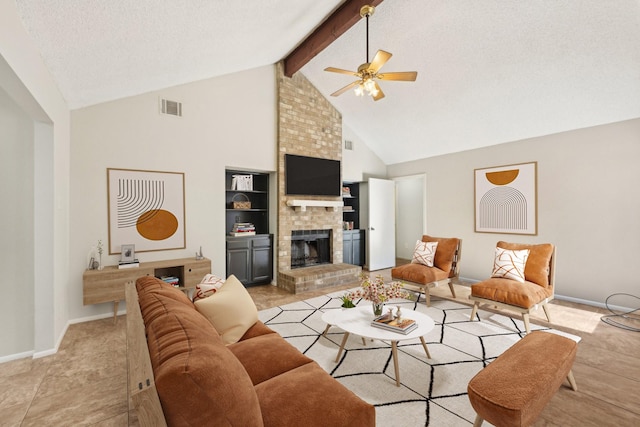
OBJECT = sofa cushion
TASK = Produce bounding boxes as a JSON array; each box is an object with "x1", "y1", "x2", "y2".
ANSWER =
[
  {"x1": 411, "y1": 240, "x2": 438, "y2": 267},
  {"x1": 422, "y1": 235, "x2": 459, "y2": 274},
  {"x1": 470, "y1": 277, "x2": 553, "y2": 309},
  {"x1": 146, "y1": 310, "x2": 264, "y2": 427},
  {"x1": 254, "y1": 362, "x2": 375, "y2": 427},
  {"x1": 491, "y1": 247, "x2": 529, "y2": 283},
  {"x1": 228, "y1": 333, "x2": 313, "y2": 385},
  {"x1": 136, "y1": 276, "x2": 197, "y2": 326},
  {"x1": 391, "y1": 263, "x2": 449, "y2": 285},
  {"x1": 195, "y1": 274, "x2": 258, "y2": 345},
  {"x1": 497, "y1": 242, "x2": 554, "y2": 287},
  {"x1": 239, "y1": 320, "x2": 277, "y2": 341}
]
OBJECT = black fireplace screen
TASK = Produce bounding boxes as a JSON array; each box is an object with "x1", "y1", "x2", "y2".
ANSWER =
[{"x1": 290, "y1": 229, "x2": 331, "y2": 268}]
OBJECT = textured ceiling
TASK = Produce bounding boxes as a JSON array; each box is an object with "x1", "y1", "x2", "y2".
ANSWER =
[{"x1": 15, "y1": 0, "x2": 640, "y2": 164}]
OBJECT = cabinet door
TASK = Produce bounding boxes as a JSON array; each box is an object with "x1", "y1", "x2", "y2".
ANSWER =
[
  {"x1": 352, "y1": 231, "x2": 364, "y2": 266},
  {"x1": 226, "y1": 240, "x2": 251, "y2": 283},
  {"x1": 250, "y1": 236, "x2": 272, "y2": 284},
  {"x1": 343, "y1": 232, "x2": 353, "y2": 264}
]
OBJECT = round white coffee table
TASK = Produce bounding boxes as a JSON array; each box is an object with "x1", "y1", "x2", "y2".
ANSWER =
[{"x1": 333, "y1": 305, "x2": 435, "y2": 386}]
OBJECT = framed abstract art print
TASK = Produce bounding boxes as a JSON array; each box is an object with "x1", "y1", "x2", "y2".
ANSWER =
[
  {"x1": 107, "y1": 168, "x2": 186, "y2": 254},
  {"x1": 474, "y1": 162, "x2": 537, "y2": 235}
]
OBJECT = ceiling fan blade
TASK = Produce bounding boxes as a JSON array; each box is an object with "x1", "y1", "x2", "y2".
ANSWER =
[
  {"x1": 331, "y1": 81, "x2": 360, "y2": 97},
  {"x1": 372, "y1": 82, "x2": 385, "y2": 101},
  {"x1": 369, "y1": 50, "x2": 392, "y2": 73},
  {"x1": 377, "y1": 71, "x2": 418, "y2": 81},
  {"x1": 324, "y1": 67, "x2": 359, "y2": 76}
]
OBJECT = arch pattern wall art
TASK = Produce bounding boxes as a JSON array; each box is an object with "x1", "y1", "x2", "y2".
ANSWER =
[
  {"x1": 107, "y1": 168, "x2": 186, "y2": 254},
  {"x1": 474, "y1": 162, "x2": 537, "y2": 235}
]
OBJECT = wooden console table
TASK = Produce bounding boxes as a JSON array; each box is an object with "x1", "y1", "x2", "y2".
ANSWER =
[{"x1": 83, "y1": 257, "x2": 211, "y2": 323}]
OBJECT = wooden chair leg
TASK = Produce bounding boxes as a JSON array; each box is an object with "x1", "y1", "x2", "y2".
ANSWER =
[
  {"x1": 522, "y1": 313, "x2": 531, "y2": 334},
  {"x1": 470, "y1": 302, "x2": 479, "y2": 321},
  {"x1": 473, "y1": 414, "x2": 484, "y2": 427},
  {"x1": 567, "y1": 369, "x2": 578, "y2": 391},
  {"x1": 448, "y1": 281, "x2": 457, "y2": 299},
  {"x1": 424, "y1": 286, "x2": 431, "y2": 306},
  {"x1": 542, "y1": 303, "x2": 552, "y2": 322}
]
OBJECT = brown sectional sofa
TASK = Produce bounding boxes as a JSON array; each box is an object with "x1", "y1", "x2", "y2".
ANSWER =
[{"x1": 127, "y1": 276, "x2": 375, "y2": 427}]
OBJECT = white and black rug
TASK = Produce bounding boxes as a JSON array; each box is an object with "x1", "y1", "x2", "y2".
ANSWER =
[{"x1": 258, "y1": 290, "x2": 580, "y2": 427}]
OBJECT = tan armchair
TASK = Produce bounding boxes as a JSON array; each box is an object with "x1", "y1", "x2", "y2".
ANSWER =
[
  {"x1": 469, "y1": 241, "x2": 555, "y2": 334},
  {"x1": 391, "y1": 235, "x2": 461, "y2": 306}
]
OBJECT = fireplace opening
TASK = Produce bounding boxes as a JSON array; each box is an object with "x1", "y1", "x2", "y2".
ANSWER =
[{"x1": 291, "y1": 229, "x2": 331, "y2": 269}]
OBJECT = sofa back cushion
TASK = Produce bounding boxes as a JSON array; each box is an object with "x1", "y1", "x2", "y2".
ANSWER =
[
  {"x1": 422, "y1": 235, "x2": 460, "y2": 275},
  {"x1": 136, "y1": 277, "x2": 263, "y2": 426},
  {"x1": 496, "y1": 241, "x2": 554, "y2": 287}
]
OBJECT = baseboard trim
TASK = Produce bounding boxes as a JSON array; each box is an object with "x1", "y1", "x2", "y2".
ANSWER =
[{"x1": 0, "y1": 350, "x2": 34, "y2": 364}]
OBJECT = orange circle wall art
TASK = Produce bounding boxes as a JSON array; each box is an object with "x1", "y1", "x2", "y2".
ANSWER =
[{"x1": 136, "y1": 209, "x2": 179, "y2": 241}]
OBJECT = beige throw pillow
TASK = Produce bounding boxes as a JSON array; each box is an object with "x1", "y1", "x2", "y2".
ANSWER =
[
  {"x1": 491, "y1": 247, "x2": 530, "y2": 283},
  {"x1": 411, "y1": 240, "x2": 438, "y2": 267},
  {"x1": 194, "y1": 274, "x2": 258, "y2": 345}
]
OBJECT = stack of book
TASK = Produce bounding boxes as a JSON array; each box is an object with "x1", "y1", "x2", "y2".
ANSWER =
[
  {"x1": 161, "y1": 276, "x2": 180, "y2": 287},
  {"x1": 371, "y1": 314, "x2": 418, "y2": 334},
  {"x1": 230, "y1": 222, "x2": 256, "y2": 236},
  {"x1": 118, "y1": 259, "x2": 140, "y2": 269}
]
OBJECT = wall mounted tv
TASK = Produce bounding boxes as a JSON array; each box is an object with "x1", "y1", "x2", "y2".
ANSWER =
[{"x1": 285, "y1": 154, "x2": 341, "y2": 197}]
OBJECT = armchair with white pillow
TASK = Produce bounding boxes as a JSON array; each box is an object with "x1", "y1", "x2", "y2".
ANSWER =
[
  {"x1": 391, "y1": 235, "x2": 462, "y2": 306},
  {"x1": 469, "y1": 241, "x2": 556, "y2": 334}
]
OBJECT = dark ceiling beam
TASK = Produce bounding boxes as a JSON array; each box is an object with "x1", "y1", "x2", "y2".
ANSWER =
[{"x1": 283, "y1": 0, "x2": 384, "y2": 77}]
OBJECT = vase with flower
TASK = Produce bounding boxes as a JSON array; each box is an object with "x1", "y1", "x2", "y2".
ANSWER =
[
  {"x1": 97, "y1": 239, "x2": 104, "y2": 270},
  {"x1": 348, "y1": 274, "x2": 411, "y2": 316}
]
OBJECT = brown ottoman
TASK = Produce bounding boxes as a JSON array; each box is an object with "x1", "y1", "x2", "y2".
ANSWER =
[{"x1": 467, "y1": 331, "x2": 578, "y2": 427}]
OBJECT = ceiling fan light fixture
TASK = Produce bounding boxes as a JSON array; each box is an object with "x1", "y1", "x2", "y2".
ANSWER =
[
  {"x1": 324, "y1": 4, "x2": 417, "y2": 102},
  {"x1": 363, "y1": 78, "x2": 376, "y2": 94}
]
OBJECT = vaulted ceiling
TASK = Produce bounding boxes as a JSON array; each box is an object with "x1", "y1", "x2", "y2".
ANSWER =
[{"x1": 15, "y1": 0, "x2": 640, "y2": 164}]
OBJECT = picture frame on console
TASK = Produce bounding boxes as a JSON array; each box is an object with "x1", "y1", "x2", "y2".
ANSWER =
[
  {"x1": 474, "y1": 161, "x2": 537, "y2": 235},
  {"x1": 120, "y1": 244, "x2": 136, "y2": 263}
]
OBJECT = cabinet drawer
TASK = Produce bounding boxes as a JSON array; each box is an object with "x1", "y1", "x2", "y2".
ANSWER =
[{"x1": 227, "y1": 239, "x2": 251, "y2": 250}]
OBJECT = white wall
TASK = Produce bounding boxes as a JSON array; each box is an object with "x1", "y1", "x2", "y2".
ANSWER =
[
  {"x1": 1, "y1": 0, "x2": 70, "y2": 359},
  {"x1": 394, "y1": 175, "x2": 426, "y2": 260},
  {"x1": 387, "y1": 118, "x2": 640, "y2": 306},
  {"x1": 342, "y1": 123, "x2": 386, "y2": 182},
  {"x1": 0, "y1": 89, "x2": 34, "y2": 356},
  {"x1": 70, "y1": 66, "x2": 277, "y2": 319}
]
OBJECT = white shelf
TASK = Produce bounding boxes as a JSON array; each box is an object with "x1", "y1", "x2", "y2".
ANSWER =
[{"x1": 286, "y1": 199, "x2": 344, "y2": 212}]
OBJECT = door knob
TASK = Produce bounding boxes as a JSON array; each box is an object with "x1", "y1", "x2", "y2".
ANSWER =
[{"x1": 370, "y1": 227, "x2": 375, "y2": 231}]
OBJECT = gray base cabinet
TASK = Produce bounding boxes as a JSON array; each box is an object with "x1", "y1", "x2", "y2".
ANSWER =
[
  {"x1": 226, "y1": 234, "x2": 273, "y2": 286},
  {"x1": 343, "y1": 229, "x2": 365, "y2": 266}
]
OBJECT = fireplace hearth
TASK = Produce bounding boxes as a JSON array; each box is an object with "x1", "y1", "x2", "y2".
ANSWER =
[{"x1": 290, "y1": 229, "x2": 331, "y2": 269}]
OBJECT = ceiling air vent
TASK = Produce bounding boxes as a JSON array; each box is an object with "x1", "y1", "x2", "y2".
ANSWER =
[
  {"x1": 344, "y1": 140, "x2": 354, "y2": 150},
  {"x1": 160, "y1": 98, "x2": 182, "y2": 117}
]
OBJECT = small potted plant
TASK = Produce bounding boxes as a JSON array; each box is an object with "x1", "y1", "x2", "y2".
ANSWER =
[{"x1": 340, "y1": 294, "x2": 356, "y2": 308}]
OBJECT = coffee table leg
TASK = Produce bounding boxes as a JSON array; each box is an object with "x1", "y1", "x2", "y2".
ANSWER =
[
  {"x1": 335, "y1": 332, "x2": 350, "y2": 362},
  {"x1": 391, "y1": 341, "x2": 400, "y2": 387},
  {"x1": 419, "y1": 336, "x2": 431, "y2": 359}
]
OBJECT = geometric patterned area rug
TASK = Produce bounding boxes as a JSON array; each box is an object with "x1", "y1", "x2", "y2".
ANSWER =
[{"x1": 258, "y1": 289, "x2": 580, "y2": 427}]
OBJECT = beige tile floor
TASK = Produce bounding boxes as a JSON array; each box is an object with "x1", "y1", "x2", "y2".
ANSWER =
[{"x1": 1, "y1": 271, "x2": 639, "y2": 426}]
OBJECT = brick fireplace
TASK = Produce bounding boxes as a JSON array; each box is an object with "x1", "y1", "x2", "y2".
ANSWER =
[{"x1": 275, "y1": 63, "x2": 361, "y2": 293}]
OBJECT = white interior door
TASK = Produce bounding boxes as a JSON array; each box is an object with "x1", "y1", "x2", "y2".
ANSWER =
[{"x1": 366, "y1": 178, "x2": 396, "y2": 270}]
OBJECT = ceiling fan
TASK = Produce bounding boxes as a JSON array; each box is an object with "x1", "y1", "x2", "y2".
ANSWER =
[{"x1": 324, "y1": 4, "x2": 417, "y2": 101}]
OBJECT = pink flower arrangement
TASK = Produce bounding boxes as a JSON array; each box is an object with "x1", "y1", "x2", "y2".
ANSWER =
[{"x1": 348, "y1": 274, "x2": 411, "y2": 305}]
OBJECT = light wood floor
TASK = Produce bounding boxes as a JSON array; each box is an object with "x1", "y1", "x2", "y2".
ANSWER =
[{"x1": 1, "y1": 270, "x2": 638, "y2": 426}]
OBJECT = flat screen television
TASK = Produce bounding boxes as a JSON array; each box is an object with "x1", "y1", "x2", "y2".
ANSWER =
[{"x1": 285, "y1": 154, "x2": 341, "y2": 196}]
